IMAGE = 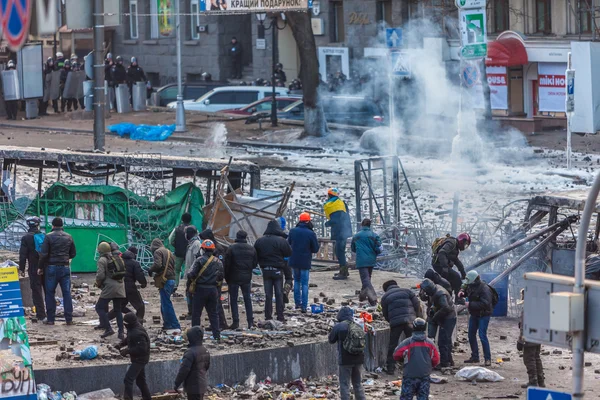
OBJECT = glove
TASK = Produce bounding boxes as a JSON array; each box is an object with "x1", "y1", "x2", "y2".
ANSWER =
[
  {"x1": 428, "y1": 308, "x2": 435, "y2": 319},
  {"x1": 517, "y1": 341, "x2": 524, "y2": 351},
  {"x1": 461, "y1": 271, "x2": 467, "y2": 280},
  {"x1": 120, "y1": 348, "x2": 129, "y2": 357}
]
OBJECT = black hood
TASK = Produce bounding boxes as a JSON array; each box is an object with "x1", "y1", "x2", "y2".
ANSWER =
[
  {"x1": 122, "y1": 251, "x2": 136, "y2": 260},
  {"x1": 337, "y1": 306, "x2": 354, "y2": 322},
  {"x1": 199, "y1": 229, "x2": 216, "y2": 242},
  {"x1": 264, "y1": 220, "x2": 286, "y2": 237},
  {"x1": 420, "y1": 278, "x2": 436, "y2": 296},
  {"x1": 124, "y1": 313, "x2": 140, "y2": 329},
  {"x1": 235, "y1": 230, "x2": 248, "y2": 243},
  {"x1": 424, "y1": 269, "x2": 438, "y2": 282},
  {"x1": 186, "y1": 326, "x2": 204, "y2": 346}
]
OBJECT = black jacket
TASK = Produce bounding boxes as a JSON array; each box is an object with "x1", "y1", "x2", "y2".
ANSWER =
[
  {"x1": 118, "y1": 318, "x2": 150, "y2": 364},
  {"x1": 433, "y1": 238, "x2": 466, "y2": 278},
  {"x1": 127, "y1": 65, "x2": 147, "y2": 84},
  {"x1": 254, "y1": 221, "x2": 292, "y2": 269},
  {"x1": 229, "y1": 42, "x2": 243, "y2": 59},
  {"x1": 465, "y1": 279, "x2": 494, "y2": 317},
  {"x1": 424, "y1": 269, "x2": 452, "y2": 293},
  {"x1": 328, "y1": 307, "x2": 364, "y2": 366},
  {"x1": 188, "y1": 252, "x2": 224, "y2": 288},
  {"x1": 381, "y1": 284, "x2": 421, "y2": 328},
  {"x1": 224, "y1": 238, "x2": 257, "y2": 285},
  {"x1": 59, "y1": 68, "x2": 71, "y2": 85},
  {"x1": 19, "y1": 228, "x2": 41, "y2": 274},
  {"x1": 122, "y1": 251, "x2": 147, "y2": 289},
  {"x1": 173, "y1": 223, "x2": 190, "y2": 258},
  {"x1": 110, "y1": 64, "x2": 127, "y2": 85},
  {"x1": 421, "y1": 279, "x2": 456, "y2": 324},
  {"x1": 38, "y1": 228, "x2": 76, "y2": 270},
  {"x1": 175, "y1": 326, "x2": 210, "y2": 395}
]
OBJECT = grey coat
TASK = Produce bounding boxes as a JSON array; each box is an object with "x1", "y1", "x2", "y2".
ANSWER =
[{"x1": 95, "y1": 252, "x2": 126, "y2": 299}]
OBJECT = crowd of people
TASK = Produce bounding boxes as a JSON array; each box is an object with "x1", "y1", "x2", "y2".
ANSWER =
[{"x1": 16, "y1": 187, "x2": 542, "y2": 400}]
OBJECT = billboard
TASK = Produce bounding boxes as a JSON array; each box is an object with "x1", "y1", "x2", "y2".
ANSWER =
[
  {"x1": 487, "y1": 65, "x2": 508, "y2": 110},
  {"x1": 158, "y1": 0, "x2": 174, "y2": 37},
  {"x1": 200, "y1": 0, "x2": 309, "y2": 13},
  {"x1": 538, "y1": 62, "x2": 567, "y2": 113}
]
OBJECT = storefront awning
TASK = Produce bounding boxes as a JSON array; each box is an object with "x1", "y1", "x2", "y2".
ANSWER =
[{"x1": 485, "y1": 38, "x2": 528, "y2": 67}]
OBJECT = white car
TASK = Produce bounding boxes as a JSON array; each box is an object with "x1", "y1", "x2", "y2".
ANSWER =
[{"x1": 167, "y1": 86, "x2": 289, "y2": 112}]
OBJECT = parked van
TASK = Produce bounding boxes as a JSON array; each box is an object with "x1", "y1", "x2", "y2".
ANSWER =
[{"x1": 168, "y1": 86, "x2": 289, "y2": 112}]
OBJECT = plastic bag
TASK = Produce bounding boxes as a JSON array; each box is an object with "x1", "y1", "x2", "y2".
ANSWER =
[
  {"x1": 245, "y1": 371, "x2": 256, "y2": 388},
  {"x1": 62, "y1": 392, "x2": 77, "y2": 400},
  {"x1": 78, "y1": 389, "x2": 115, "y2": 400},
  {"x1": 108, "y1": 123, "x2": 137, "y2": 137},
  {"x1": 455, "y1": 366, "x2": 504, "y2": 382},
  {"x1": 37, "y1": 384, "x2": 51, "y2": 400},
  {"x1": 49, "y1": 392, "x2": 62, "y2": 400},
  {"x1": 74, "y1": 345, "x2": 98, "y2": 360},
  {"x1": 108, "y1": 123, "x2": 175, "y2": 142}
]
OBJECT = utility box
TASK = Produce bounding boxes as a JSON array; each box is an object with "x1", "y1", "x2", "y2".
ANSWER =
[{"x1": 549, "y1": 292, "x2": 584, "y2": 332}]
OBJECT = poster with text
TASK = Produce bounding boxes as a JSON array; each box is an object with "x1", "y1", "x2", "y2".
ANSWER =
[
  {"x1": 0, "y1": 267, "x2": 36, "y2": 400},
  {"x1": 487, "y1": 65, "x2": 508, "y2": 110},
  {"x1": 158, "y1": 0, "x2": 174, "y2": 37},
  {"x1": 201, "y1": 0, "x2": 308, "y2": 13},
  {"x1": 538, "y1": 62, "x2": 567, "y2": 112}
]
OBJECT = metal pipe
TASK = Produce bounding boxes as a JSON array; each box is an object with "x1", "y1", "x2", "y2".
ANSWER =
[
  {"x1": 572, "y1": 170, "x2": 600, "y2": 398},
  {"x1": 175, "y1": 0, "x2": 186, "y2": 132},
  {"x1": 93, "y1": 0, "x2": 105, "y2": 151},
  {"x1": 465, "y1": 216, "x2": 578, "y2": 271},
  {"x1": 270, "y1": 16, "x2": 278, "y2": 127}
]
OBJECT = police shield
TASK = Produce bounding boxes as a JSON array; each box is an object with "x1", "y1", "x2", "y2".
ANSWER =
[
  {"x1": 132, "y1": 81, "x2": 146, "y2": 111},
  {"x1": 83, "y1": 80, "x2": 93, "y2": 111},
  {"x1": 48, "y1": 70, "x2": 61, "y2": 100},
  {"x1": 63, "y1": 71, "x2": 85, "y2": 99},
  {"x1": 2, "y1": 70, "x2": 21, "y2": 100},
  {"x1": 115, "y1": 83, "x2": 131, "y2": 113}
]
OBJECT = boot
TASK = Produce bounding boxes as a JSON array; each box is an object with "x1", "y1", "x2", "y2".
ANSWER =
[
  {"x1": 118, "y1": 331, "x2": 125, "y2": 340},
  {"x1": 464, "y1": 358, "x2": 480, "y2": 364},
  {"x1": 101, "y1": 329, "x2": 115, "y2": 338},
  {"x1": 229, "y1": 321, "x2": 239, "y2": 330}
]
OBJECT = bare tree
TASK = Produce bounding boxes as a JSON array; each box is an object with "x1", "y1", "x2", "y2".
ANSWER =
[{"x1": 285, "y1": 11, "x2": 329, "y2": 137}]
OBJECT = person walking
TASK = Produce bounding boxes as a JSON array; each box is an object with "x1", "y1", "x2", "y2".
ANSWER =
[
  {"x1": 148, "y1": 238, "x2": 181, "y2": 331},
  {"x1": 431, "y1": 233, "x2": 471, "y2": 300},
  {"x1": 224, "y1": 230, "x2": 257, "y2": 329},
  {"x1": 393, "y1": 318, "x2": 440, "y2": 400},
  {"x1": 323, "y1": 188, "x2": 352, "y2": 280},
  {"x1": 121, "y1": 247, "x2": 147, "y2": 322},
  {"x1": 169, "y1": 213, "x2": 192, "y2": 289},
  {"x1": 228, "y1": 37, "x2": 243, "y2": 79},
  {"x1": 188, "y1": 240, "x2": 223, "y2": 340},
  {"x1": 116, "y1": 313, "x2": 151, "y2": 400},
  {"x1": 419, "y1": 278, "x2": 456, "y2": 368},
  {"x1": 518, "y1": 289, "x2": 545, "y2": 388},
  {"x1": 328, "y1": 306, "x2": 366, "y2": 400},
  {"x1": 174, "y1": 326, "x2": 211, "y2": 400},
  {"x1": 381, "y1": 279, "x2": 422, "y2": 375},
  {"x1": 254, "y1": 220, "x2": 292, "y2": 322},
  {"x1": 38, "y1": 217, "x2": 75, "y2": 326},
  {"x1": 351, "y1": 219, "x2": 382, "y2": 305},
  {"x1": 95, "y1": 242, "x2": 126, "y2": 339},
  {"x1": 287, "y1": 212, "x2": 320, "y2": 313},
  {"x1": 18, "y1": 217, "x2": 46, "y2": 321},
  {"x1": 185, "y1": 226, "x2": 202, "y2": 319},
  {"x1": 462, "y1": 270, "x2": 494, "y2": 367}
]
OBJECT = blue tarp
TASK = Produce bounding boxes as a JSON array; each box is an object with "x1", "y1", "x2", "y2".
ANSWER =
[{"x1": 108, "y1": 123, "x2": 176, "y2": 141}]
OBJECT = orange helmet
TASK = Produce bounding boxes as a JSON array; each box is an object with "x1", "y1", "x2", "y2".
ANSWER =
[
  {"x1": 299, "y1": 212, "x2": 311, "y2": 222},
  {"x1": 201, "y1": 239, "x2": 216, "y2": 250},
  {"x1": 328, "y1": 188, "x2": 340, "y2": 197}
]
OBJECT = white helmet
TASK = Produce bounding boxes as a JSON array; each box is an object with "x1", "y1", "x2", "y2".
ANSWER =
[
  {"x1": 56, "y1": 52, "x2": 63, "y2": 58},
  {"x1": 7, "y1": 60, "x2": 15, "y2": 68}
]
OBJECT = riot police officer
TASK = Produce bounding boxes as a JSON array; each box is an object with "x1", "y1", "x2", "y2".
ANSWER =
[
  {"x1": 4, "y1": 60, "x2": 18, "y2": 120},
  {"x1": 127, "y1": 57, "x2": 147, "y2": 106},
  {"x1": 110, "y1": 56, "x2": 127, "y2": 110}
]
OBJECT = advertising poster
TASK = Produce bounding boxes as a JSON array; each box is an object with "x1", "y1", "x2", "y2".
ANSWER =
[
  {"x1": 0, "y1": 267, "x2": 36, "y2": 400},
  {"x1": 538, "y1": 62, "x2": 567, "y2": 112},
  {"x1": 487, "y1": 65, "x2": 508, "y2": 110},
  {"x1": 201, "y1": 0, "x2": 308, "y2": 13},
  {"x1": 158, "y1": 0, "x2": 174, "y2": 37}
]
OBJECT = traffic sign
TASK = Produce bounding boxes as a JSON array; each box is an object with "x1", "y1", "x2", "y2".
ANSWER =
[
  {"x1": 390, "y1": 51, "x2": 410, "y2": 77},
  {"x1": 455, "y1": 0, "x2": 486, "y2": 8},
  {"x1": 527, "y1": 387, "x2": 572, "y2": 400},
  {"x1": 0, "y1": 0, "x2": 32, "y2": 51},
  {"x1": 566, "y1": 69, "x2": 575, "y2": 112},
  {"x1": 386, "y1": 28, "x2": 402, "y2": 49},
  {"x1": 459, "y1": 8, "x2": 487, "y2": 60},
  {"x1": 462, "y1": 64, "x2": 480, "y2": 87}
]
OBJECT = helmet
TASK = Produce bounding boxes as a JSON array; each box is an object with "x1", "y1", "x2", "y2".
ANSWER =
[
  {"x1": 201, "y1": 239, "x2": 216, "y2": 250},
  {"x1": 328, "y1": 188, "x2": 340, "y2": 197},
  {"x1": 56, "y1": 52, "x2": 63, "y2": 58},
  {"x1": 47, "y1": 57, "x2": 53, "y2": 63},
  {"x1": 131, "y1": 56, "x2": 137, "y2": 64},
  {"x1": 7, "y1": 60, "x2": 15, "y2": 68},
  {"x1": 276, "y1": 63, "x2": 283, "y2": 69},
  {"x1": 464, "y1": 270, "x2": 479, "y2": 285},
  {"x1": 70, "y1": 53, "x2": 77, "y2": 60},
  {"x1": 413, "y1": 317, "x2": 427, "y2": 332},
  {"x1": 420, "y1": 278, "x2": 436, "y2": 296},
  {"x1": 97, "y1": 242, "x2": 111, "y2": 254},
  {"x1": 457, "y1": 232, "x2": 471, "y2": 250},
  {"x1": 299, "y1": 212, "x2": 311, "y2": 222},
  {"x1": 64, "y1": 60, "x2": 71, "y2": 67},
  {"x1": 116, "y1": 55, "x2": 123, "y2": 63},
  {"x1": 106, "y1": 52, "x2": 113, "y2": 60},
  {"x1": 201, "y1": 72, "x2": 212, "y2": 81},
  {"x1": 26, "y1": 216, "x2": 41, "y2": 228}
]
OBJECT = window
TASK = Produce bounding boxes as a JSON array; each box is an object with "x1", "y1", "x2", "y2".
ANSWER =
[
  {"x1": 376, "y1": 0, "x2": 393, "y2": 26},
  {"x1": 331, "y1": 1, "x2": 345, "y2": 42},
  {"x1": 580, "y1": 7, "x2": 592, "y2": 33},
  {"x1": 232, "y1": 91, "x2": 259, "y2": 104},
  {"x1": 492, "y1": 0, "x2": 509, "y2": 33},
  {"x1": 129, "y1": 0, "x2": 139, "y2": 39},
  {"x1": 186, "y1": 86, "x2": 210, "y2": 99},
  {"x1": 150, "y1": 1, "x2": 159, "y2": 39},
  {"x1": 535, "y1": 0, "x2": 551, "y2": 33},
  {"x1": 190, "y1": 0, "x2": 201, "y2": 39}
]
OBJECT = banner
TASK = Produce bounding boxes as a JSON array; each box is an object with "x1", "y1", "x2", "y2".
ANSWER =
[
  {"x1": 200, "y1": 0, "x2": 309, "y2": 13},
  {"x1": 487, "y1": 65, "x2": 508, "y2": 110},
  {"x1": 538, "y1": 62, "x2": 567, "y2": 112},
  {"x1": 158, "y1": 0, "x2": 173, "y2": 36},
  {"x1": 0, "y1": 267, "x2": 37, "y2": 400}
]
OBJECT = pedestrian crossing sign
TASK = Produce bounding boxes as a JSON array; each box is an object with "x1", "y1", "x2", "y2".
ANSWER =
[{"x1": 390, "y1": 51, "x2": 410, "y2": 77}]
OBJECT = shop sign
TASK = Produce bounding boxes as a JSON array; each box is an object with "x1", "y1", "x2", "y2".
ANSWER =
[
  {"x1": 487, "y1": 65, "x2": 508, "y2": 110},
  {"x1": 200, "y1": 0, "x2": 308, "y2": 13},
  {"x1": 348, "y1": 12, "x2": 370, "y2": 25},
  {"x1": 538, "y1": 62, "x2": 567, "y2": 112}
]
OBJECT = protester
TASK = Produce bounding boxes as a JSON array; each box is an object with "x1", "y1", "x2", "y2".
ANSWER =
[
  {"x1": 119, "y1": 247, "x2": 147, "y2": 322},
  {"x1": 199, "y1": 229, "x2": 228, "y2": 330},
  {"x1": 4, "y1": 60, "x2": 18, "y2": 120},
  {"x1": 351, "y1": 218, "x2": 382, "y2": 305},
  {"x1": 424, "y1": 268, "x2": 452, "y2": 293},
  {"x1": 381, "y1": 280, "x2": 422, "y2": 374},
  {"x1": 323, "y1": 188, "x2": 352, "y2": 280},
  {"x1": 224, "y1": 230, "x2": 257, "y2": 329},
  {"x1": 518, "y1": 289, "x2": 545, "y2": 388},
  {"x1": 38, "y1": 217, "x2": 75, "y2": 326},
  {"x1": 276, "y1": 216, "x2": 294, "y2": 305},
  {"x1": 170, "y1": 213, "x2": 193, "y2": 289},
  {"x1": 95, "y1": 241, "x2": 126, "y2": 339},
  {"x1": 19, "y1": 216, "x2": 46, "y2": 321},
  {"x1": 116, "y1": 313, "x2": 151, "y2": 400},
  {"x1": 185, "y1": 225, "x2": 202, "y2": 319},
  {"x1": 287, "y1": 212, "x2": 320, "y2": 313},
  {"x1": 431, "y1": 233, "x2": 471, "y2": 300},
  {"x1": 148, "y1": 238, "x2": 181, "y2": 331},
  {"x1": 419, "y1": 278, "x2": 456, "y2": 368},
  {"x1": 188, "y1": 240, "x2": 223, "y2": 340},
  {"x1": 254, "y1": 220, "x2": 292, "y2": 322},
  {"x1": 462, "y1": 270, "x2": 494, "y2": 366},
  {"x1": 328, "y1": 306, "x2": 366, "y2": 400},
  {"x1": 393, "y1": 318, "x2": 440, "y2": 400},
  {"x1": 174, "y1": 326, "x2": 211, "y2": 400}
]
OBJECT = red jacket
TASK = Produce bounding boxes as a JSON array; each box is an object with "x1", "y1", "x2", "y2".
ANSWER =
[{"x1": 393, "y1": 331, "x2": 440, "y2": 378}]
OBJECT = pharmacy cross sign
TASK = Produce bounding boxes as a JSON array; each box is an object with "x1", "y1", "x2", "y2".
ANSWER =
[{"x1": 0, "y1": 0, "x2": 31, "y2": 51}]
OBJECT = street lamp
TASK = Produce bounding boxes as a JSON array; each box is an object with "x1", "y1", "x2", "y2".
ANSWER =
[{"x1": 256, "y1": 13, "x2": 287, "y2": 127}]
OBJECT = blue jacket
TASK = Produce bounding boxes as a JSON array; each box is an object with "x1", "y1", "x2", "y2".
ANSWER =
[
  {"x1": 287, "y1": 222, "x2": 320, "y2": 270},
  {"x1": 351, "y1": 227, "x2": 382, "y2": 268},
  {"x1": 323, "y1": 197, "x2": 352, "y2": 240}
]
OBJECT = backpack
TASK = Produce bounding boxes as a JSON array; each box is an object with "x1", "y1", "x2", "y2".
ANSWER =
[
  {"x1": 431, "y1": 234, "x2": 451, "y2": 260},
  {"x1": 487, "y1": 283, "x2": 499, "y2": 308},
  {"x1": 33, "y1": 232, "x2": 45, "y2": 254},
  {"x1": 343, "y1": 321, "x2": 366, "y2": 355},
  {"x1": 106, "y1": 254, "x2": 126, "y2": 280}
]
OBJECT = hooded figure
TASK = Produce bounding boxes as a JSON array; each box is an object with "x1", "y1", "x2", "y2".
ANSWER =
[
  {"x1": 148, "y1": 238, "x2": 180, "y2": 331},
  {"x1": 18, "y1": 217, "x2": 46, "y2": 320},
  {"x1": 184, "y1": 226, "x2": 201, "y2": 318},
  {"x1": 117, "y1": 313, "x2": 151, "y2": 400},
  {"x1": 224, "y1": 230, "x2": 257, "y2": 329},
  {"x1": 95, "y1": 241, "x2": 126, "y2": 339},
  {"x1": 174, "y1": 327, "x2": 211, "y2": 399},
  {"x1": 420, "y1": 278, "x2": 456, "y2": 369}
]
